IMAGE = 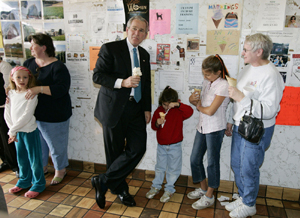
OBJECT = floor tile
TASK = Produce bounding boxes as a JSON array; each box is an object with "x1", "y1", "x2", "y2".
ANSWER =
[
  {"x1": 102, "y1": 213, "x2": 121, "y2": 218},
  {"x1": 283, "y1": 201, "x2": 300, "y2": 210},
  {"x1": 83, "y1": 210, "x2": 104, "y2": 217},
  {"x1": 256, "y1": 197, "x2": 266, "y2": 205},
  {"x1": 196, "y1": 207, "x2": 215, "y2": 218},
  {"x1": 134, "y1": 195, "x2": 149, "y2": 208},
  {"x1": 122, "y1": 206, "x2": 143, "y2": 217},
  {"x1": 170, "y1": 193, "x2": 184, "y2": 203},
  {"x1": 35, "y1": 201, "x2": 59, "y2": 214},
  {"x1": 129, "y1": 186, "x2": 140, "y2": 195},
  {"x1": 175, "y1": 175, "x2": 188, "y2": 187},
  {"x1": 72, "y1": 187, "x2": 91, "y2": 196},
  {"x1": 266, "y1": 199, "x2": 284, "y2": 208},
  {"x1": 146, "y1": 199, "x2": 164, "y2": 210},
  {"x1": 58, "y1": 184, "x2": 78, "y2": 194},
  {"x1": 128, "y1": 179, "x2": 144, "y2": 187},
  {"x1": 136, "y1": 187, "x2": 148, "y2": 197},
  {"x1": 20, "y1": 199, "x2": 44, "y2": 210},
  {"x1": 256, "y1": 204, "x2": 268, "y2": 216},
  {"x1": 62, "y1": 195, "x2": 83, "y2": 206},
  {"x1": 4, "y1": 193, "x2": 17, "y2": 203},
  {"x1": 106, "y1": 191, "x2": 118, "y2": 202},
  {"x1": 91, "y1": 201, "x2": 113, "y2": 212},
  {"x1": 175, "y1": 186, "x2": 187, "y2": 194},
  {"x1": 49, "y1": 204, "x2": 73, "y2": 217},
  {"x1": 106, "y1": 202, "x2": 127, "y2": 215},
  {"x1": 283, "y1": 188, "x2": 300, "y2": 201},
  {"x1": 77, "y1": 172, "x2": 93, "y2": 179},
  {"x1": 182, "y1": 195, "x2": 196, "y2": 205},
  {"x1": 214, "y1": 208, "x2": 230, "y2": 218},
  {"x1": 285, "y1": 209, "x2": 300, "y2": 218},
  {"x1": 162, "y1": 202, "x2": 181, "y2": 213},
  {"x1": 266, "y1": 186, "x2": 283, "y2": 199},
  {"x1": 0, "y1": 175, "x2": 16, "y2": 183},
  {"x1": 36, "y1": 190, "x2": 56, "y2": 201},
  {"x1": 7, "y1": 205, "x2": 17, "y2": 214},
  {"x1": 7, "y1": 196, "x2": 29, "y2": 208},
  {"x1": 132, "y1": 169, "x2": 145, "y2": 180},
  {"x1": 10, "y1": 208, "x2": 31, "y2": 217},
  {"x1": 139, "y1": 208, "x2": 160, "y2": 217},
  {"x1": 258, "y1": 184, "x2": 267, "y2": 197},
  {"x1": 178, "y1": 203, "x2": 196, "y2": 216},
  {"x1": 66, "y1": 170, "x2": 81, "y2": 177},
  {"x1": 158, "y1": 211, "x2": 177, "y2": 218},
  {"x1": 218, "y1": 180, "x2": 234, "y2": 193},
  {"x1": 47, "y1": 192, "x2": 69, "y2": 204},
  {"x1": 65, "y1": 207, "x2": 88, "y2": 217},
  {"x1": 68, "y1": 177, "x2": 86, "y2": 186},
  {"x1": 267, "y1": 206, "x2": 287, "y2": 218},
  {"x1": 145, "y1": 170, "x2": 155, "y2": 182},
  {"x1": 76, "y1": 197, "x2": 95, "y2": 209},
  {"x1": 177, "y1": 215, "x2": 195, "y2": 218},
  {"x1": 141, "y1": 181, "x2": 152, "y2": 189},
  {"x1": 26, "y1": 211, "x2": 47, "y2": 217}
]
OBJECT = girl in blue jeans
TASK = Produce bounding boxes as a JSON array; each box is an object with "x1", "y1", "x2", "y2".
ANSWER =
[
  {"x1": 188, "y1": 55, "x2": 230, "y2": 210},
  {"x1": 146, "y1": 86, "x2": 193, "y2": 203}
]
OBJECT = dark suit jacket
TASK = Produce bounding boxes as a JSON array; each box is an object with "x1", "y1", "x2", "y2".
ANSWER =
[
  {"x1": 0, "y1": 73, "x2": 6, "y2": 106},
  {"x1": 93, "y1": 39, "x2": 151, "y2": 128}
]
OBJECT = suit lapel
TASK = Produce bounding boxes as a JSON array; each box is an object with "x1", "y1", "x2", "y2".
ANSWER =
[{"x1": 119, "y1": 40, "x2": 132, "y2": 77}]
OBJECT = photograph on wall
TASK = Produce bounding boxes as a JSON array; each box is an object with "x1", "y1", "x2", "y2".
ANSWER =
[
  {"x1": 271, "y1": 43, "x2": 289, "y2": 55},
  {"x1": 21, "y1": 1, "x2": 42, "y2": 20},
  {"x1": 4, "y1": 58, "x2": 23, "y2": 67},
  {"x1": 1, "y1": 21, "x2": 22, "y2": 41},
  {"x1": 44, "y1": 22, "x2": 65, "y2": 41},
  {"x1": 0, "y1": 1, "x2": 20, "y2": 20},
  {"x1": 285, "y1": 15, "x2": 300, "y2": 28},
  {"x1": 54, "y1": 44, "x2": 66, "y2": 63},
  {"x1": 156, "y1": 43, "x2": 170, "y2": 64},
  {"x1": 4, "y1": 42, "x2": 23, "y2": 58},
  {"x1": 186, "y1": 38, "x2": 200, "y2": 51},
  {"x1": 43, "y1": 0, "x2": 64, "y2": 20},
  {"x1": 206, "y1": 30, "x2": 240, "y2": 55},
  {"x1": 270, "y1": 54, "x2": 288, "y2": 68},
  {"x1": 24, "y1": 42, "x2": 32, "y2": 59},
  {"x1": 207, "y1": 3, "x2": 241, "y2": 30},
  {"x1": 22, "y1": 22, "x2": 43, "y2": 42}
]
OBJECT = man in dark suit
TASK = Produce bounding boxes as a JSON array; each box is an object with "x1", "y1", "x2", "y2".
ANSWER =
[{"x1": 92, "y1": 16, "x2": 151, "y2": 208}]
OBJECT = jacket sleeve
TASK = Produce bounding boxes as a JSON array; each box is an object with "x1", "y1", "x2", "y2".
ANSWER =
[{"x1": 178, "y1": 103, "x2": 194, "y2": 120}]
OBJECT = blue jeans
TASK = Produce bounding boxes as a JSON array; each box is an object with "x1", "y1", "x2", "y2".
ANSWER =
[
  {"x1": 152, "y1": 142, "x2": 182, "y2": 193},
  {"x1": 15, "y1": 129, "x2": 45, "y2": 193},
  {"x1": 37, "y1": 119, "x2": 70, "y2": 171},
  {"x1": 190, "y1": 129, "x2": 225, "y2": 188},
  {"x1": 231, "y1": 125, "x2": 274, "y2": 207}
]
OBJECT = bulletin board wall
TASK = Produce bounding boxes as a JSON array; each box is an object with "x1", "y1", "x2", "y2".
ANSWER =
[{"x1": 1, "y1": 0, "x2": 300, "y2": 189}]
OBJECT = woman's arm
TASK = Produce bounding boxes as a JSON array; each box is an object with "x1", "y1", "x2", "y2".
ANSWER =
[{"x1": 196, "y1": 95, "x2": 226, "y2": 116}]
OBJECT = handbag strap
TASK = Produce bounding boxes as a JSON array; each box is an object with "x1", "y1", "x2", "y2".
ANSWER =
[{"x1": 249, "y1": 99, "x2": 263, "y2": 121}]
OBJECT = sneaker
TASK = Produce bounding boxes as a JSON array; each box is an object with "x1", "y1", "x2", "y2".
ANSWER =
[
  {"x1": 225, "y1": 197, "x2": 243, "y2": 212},
  {"x1": 160, "y1": 191, "x2": 173, "y2": 203},
  {"x1": 192, "y1": 195, "x2": 215, "y2": 210},
  {"x1": 146, "y1": 187, "x2": 160, "y2": 199},
  {"x1": 229, "y1": 203, "x2": 256, "y2": 218},
  {"x1": 187, "y1": 188, "x2": 207, "y2": 199}
]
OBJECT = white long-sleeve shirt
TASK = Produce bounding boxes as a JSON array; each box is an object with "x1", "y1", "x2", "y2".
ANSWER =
[
  {"x1": 4, "y1": 90, "x2": 38, "y2": 136},
  {"x1": 230, "y1": 63, "x2": 285, "y2": 128}
]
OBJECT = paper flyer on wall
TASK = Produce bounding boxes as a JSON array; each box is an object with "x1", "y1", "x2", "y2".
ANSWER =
[
  {"x1": 67, "y1": 34, "x2": 85, "y2": 52},
  {"x1": 159, "y1": 70, "x2": 184, "y2": 91},
  {"x1": 189, "y1": 57, "x2": 204, "y2": 85},
  {"x1": 106, "y1": 0, "x2": 125, "y2": 24},
  {"x1": 256, "y1": 0, "x2": 287, "y2": 31},
  {"x1": 286, "y1": 53, "x2": 300, "y2": 87},
  {"x1": 176, "y1": 3, "x2": 199, "y2": 34},
  {"x1": 66, "y1": 11, "x2": 87, "y2": 32},
  {"x1": 149, "y1": 9, "x2": 171, "y2": 39}
]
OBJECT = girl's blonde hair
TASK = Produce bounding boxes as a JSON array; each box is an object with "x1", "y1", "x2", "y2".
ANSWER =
[{"x1": 9, "y1": 66, "x2": 36, "y2": 90}]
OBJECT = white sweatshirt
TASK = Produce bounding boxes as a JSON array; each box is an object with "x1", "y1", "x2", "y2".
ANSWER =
[
  {"x1": 230, "y1": 63, "x2": 285, "y2": 128},
  {"x1": 4, "y1": 90, "x2": 38, "y2": 136}
]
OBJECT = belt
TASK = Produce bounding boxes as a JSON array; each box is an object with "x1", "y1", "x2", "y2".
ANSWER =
[{"x1": 129, "y1": 96, "x2": 135, "y2": 101}]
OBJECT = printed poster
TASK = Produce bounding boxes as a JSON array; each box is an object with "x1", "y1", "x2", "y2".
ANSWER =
[
  {"x1": 156, "y1": 44, "x2": 170, "y2": 64},
  {"x1": 89, "y1": 46, "x2": 101, "y2": 71},
  {"x1": 123, "y1": 0, "x2": 149, "y2": 30},
  {"x1": 207, "y1": 3, "x2": 242, "y2": 30}
]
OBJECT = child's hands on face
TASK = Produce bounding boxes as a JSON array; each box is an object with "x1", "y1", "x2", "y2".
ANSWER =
[
  {"x1": 8, "y1": 136, "x2": 18, "y2": 144},
  {"x1": 168, "y1": 102, "x2": 179, "y2": 109}
]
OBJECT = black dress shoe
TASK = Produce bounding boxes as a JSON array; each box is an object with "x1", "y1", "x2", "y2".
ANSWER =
[
  {"x1": 0, "y1": 163, "x2": 9, "y2": 173},
  {"x1": 118, "y1": 190, "x2": 136, "y2": 207},
  {"x1": 91, "y1": 175, "x2": 107, "y2": 209}
]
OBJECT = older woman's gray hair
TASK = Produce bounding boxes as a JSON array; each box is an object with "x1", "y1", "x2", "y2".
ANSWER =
[
  {"x1": 245, "y1": 33, "x2": 273, "y2": 60},
  {"x1": 126, "y1": 16, "x2": 149, "y2": 34}
]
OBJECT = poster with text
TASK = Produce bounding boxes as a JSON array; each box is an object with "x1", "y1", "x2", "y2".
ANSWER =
[
  {"x1": 207, "y1": 3, "x2": 242, "y2": 30},
  {"x1": 123, "y1": 0, "x2": 149, "y2": 30},
  {"x1": 156, "y1": 44, "x2": 170, "y2": 64},
  {"x1": 176, "y1": 3, "x2": 199, "y2": 34},
  {"x1": 149, "y1": 9, "x2": 171, "y2": 39}
]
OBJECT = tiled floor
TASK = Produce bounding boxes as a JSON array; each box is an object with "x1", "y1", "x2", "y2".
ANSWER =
[{"x1": 0, "y1": 167, "x2": 300, "y2": 218}]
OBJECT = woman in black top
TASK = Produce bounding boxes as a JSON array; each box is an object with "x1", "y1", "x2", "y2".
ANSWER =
[{"x1": 24, "y1": 33, "x2": 72, "y2": 185}]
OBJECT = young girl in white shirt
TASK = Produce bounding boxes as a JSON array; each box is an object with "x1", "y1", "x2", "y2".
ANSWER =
[
  {"x1": 5, "y1": 66, "x2": 45, "y2": 198},
  {"x1": 188, "y1": 55, "x2": 230, "y2": 210}
]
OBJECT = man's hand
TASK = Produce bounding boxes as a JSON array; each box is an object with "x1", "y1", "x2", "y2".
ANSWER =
[
  {"x1": 145, "y1": 111, "x2": 151, "y2": 124},
  {"x1": 122, "y1": 76, "x2": 141, "y2": 88}
]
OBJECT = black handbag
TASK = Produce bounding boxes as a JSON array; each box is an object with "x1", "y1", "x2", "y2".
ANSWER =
[{"x1": 238, "y1": 99, "x2": 264, "y2": 144}]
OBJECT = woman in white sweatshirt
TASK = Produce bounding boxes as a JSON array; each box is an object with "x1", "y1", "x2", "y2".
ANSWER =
[{"x1": 225, "y1": 33, "x2": 285, "y2": 218}]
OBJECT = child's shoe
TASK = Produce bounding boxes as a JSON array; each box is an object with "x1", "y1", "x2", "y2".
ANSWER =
[
  {"x1": 187, "y1": 188, "x2": 207, "y2": 199},
  {"x1": 146, "y1": 187, "x2": 160, "y2": 199},
  {"x1": 25, "y1": 190, "x2": 40, "y2": 199},
  {"x1": 192, "y1": 195, "x2": 214, "y2": 210},
  {"x1": 225, "y1": 197, "x2": 243, "y2": 212},
  {"x1": 229, "y1": 203, "x2": 256, "y2": 218},
  {"x1": 9, "y1": 186, "x2": 23, "y2": 194},
  {"x1": 160, "y1": 191, "x2": 173, "y2": 203}
]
